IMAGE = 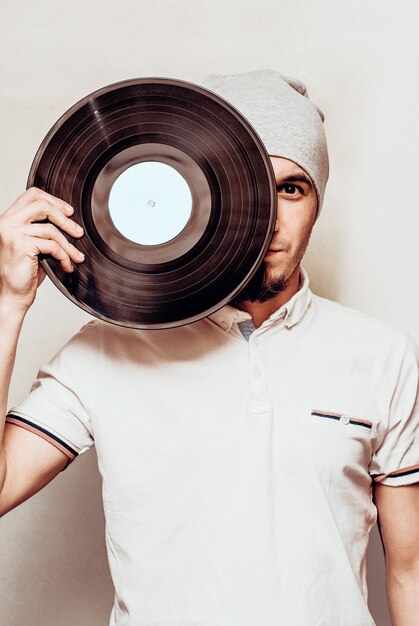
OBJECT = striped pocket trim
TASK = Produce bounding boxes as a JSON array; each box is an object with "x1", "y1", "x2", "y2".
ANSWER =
[
  {"x1": 5, "y1": 414, "x2": 78, "y2": 461},
  {"x1": 311, "y1": 410, "x2": 373, "y2": 430}
]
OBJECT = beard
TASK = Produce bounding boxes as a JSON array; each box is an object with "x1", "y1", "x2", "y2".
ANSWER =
[{"x1": 230, "y1": 260, "x2": 289, "y2": 307}]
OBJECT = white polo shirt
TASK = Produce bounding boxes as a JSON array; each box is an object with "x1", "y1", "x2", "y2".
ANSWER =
[{"x1": 7, "y1": 269, "x2": 419, "y2": 626}]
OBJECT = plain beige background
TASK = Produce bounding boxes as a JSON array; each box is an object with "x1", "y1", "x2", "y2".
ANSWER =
[{"x1": 1, "y1": 1, "x2": 418, "y2": 624}]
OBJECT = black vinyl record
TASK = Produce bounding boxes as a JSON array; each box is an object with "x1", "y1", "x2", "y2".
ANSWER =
[{"x1": 28, "y1": 77, "x2": 277, "y2": 329}]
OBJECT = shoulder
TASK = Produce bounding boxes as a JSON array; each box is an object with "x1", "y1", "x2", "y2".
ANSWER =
[
  {"x1": 310, "y1": 293, "x2": 413, "y2": 361},
  {"x1": 61, "y1": 319, "x2": 104, "y2": 351},
  {"x1": 44, "y1": 320, "x2": 105, "y2": 373},
  {"x1": 75, "y1": 317, "x2": 218, "y2": 364}
]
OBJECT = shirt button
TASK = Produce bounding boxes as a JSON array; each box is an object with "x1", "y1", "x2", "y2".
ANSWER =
[
  {"x1": 340, "y1": 415, "x2": 350, "y2": 425},
  {"x1": 253, "y1": 366, "x2": 262, "y2": 377}
]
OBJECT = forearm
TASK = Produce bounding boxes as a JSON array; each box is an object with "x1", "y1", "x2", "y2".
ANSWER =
[
  {"x1": 387, "y1": 566, "x2": 419, "y2": 626},
  {"x1": 0, "y1": 300, "x2": 26, "y2": 491}
]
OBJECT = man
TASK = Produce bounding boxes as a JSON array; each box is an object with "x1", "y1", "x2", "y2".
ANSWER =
[{"x1": 0, "y1": 70, "x2": 418, "y2": 625}]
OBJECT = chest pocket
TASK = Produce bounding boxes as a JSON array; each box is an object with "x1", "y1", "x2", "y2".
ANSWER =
[
  {"x1": 311, "y1": 409, "x2": 373, "y2": 435},
  {"x1": 306, "y1": 409, "x2": 374, "y2": 481}
]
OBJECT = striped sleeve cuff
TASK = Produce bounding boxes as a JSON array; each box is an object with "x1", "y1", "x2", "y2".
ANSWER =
[
  {"x1": 372, "y1": 463, "x2": 419, "y2": 486},
  {"x1": 5, "y1": 414, "x2": 78, "y2": 466}
]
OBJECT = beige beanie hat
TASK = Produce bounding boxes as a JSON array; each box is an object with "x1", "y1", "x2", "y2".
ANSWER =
[{"x1": 201, "y1": 69, "x2": 329, "y2": 214}]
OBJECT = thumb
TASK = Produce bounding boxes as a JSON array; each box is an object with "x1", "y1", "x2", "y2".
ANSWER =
[{"x1": 37, "y1": 265, "x2": 46, "y2": 287}]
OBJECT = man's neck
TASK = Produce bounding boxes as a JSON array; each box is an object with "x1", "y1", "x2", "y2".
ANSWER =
[{"x1": 237, "y1": 266, "x2": 301, "y2": 329}]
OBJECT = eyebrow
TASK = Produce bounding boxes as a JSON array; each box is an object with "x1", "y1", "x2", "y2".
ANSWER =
[{"x1": 276, "y1": 173, "x2": 313, "y2": 187}]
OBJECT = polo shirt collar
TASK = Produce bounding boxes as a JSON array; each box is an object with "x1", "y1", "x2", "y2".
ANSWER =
[{"x1": 209, "y1": 267, "x2": 312, "y2": 333}]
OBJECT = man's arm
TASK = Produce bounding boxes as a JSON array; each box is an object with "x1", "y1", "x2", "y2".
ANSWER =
[
  {"x1": 0, "y1": 187, "x2": 85, "y2": 517},
  {"x1": 373, "y1": 482, "x2": 419, "y2": 626},
  {"x1": 0, "y1": 304, "x2": 69, "y2": 517}
]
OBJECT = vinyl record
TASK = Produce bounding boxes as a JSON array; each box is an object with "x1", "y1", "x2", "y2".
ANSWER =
[{"x1": 28, "y1": 77, "x2": 277, "y2": 329}]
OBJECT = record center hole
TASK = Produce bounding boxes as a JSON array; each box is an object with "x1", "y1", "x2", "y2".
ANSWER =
[{"x1": 109, "y1": 162, "x2": 192, "y2": 246}]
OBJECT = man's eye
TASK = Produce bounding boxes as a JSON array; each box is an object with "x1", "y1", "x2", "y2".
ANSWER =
[{"x1": 277, "y1": 183, "x2": 303, "y2": 195}]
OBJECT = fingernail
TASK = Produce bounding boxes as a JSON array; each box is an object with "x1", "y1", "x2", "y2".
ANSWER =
[
  {"x1": 76, "y1": 224, "x2": 84, "y2": 233},
  {"x1": 78, "y1": 251, "x2": 85, "y2": 259}
]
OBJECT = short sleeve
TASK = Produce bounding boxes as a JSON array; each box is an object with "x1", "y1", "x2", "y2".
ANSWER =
[
  {"x1": 369, "y1": 334, "x2": 419, "y2": 486},
  {"x1": 6, "y1": 322, "x2": 100, "y2": 470}
]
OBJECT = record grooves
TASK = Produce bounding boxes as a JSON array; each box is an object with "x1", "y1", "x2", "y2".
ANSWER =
[{"x1": 28, "y1": 77, "x2": 277, "y2": 329}]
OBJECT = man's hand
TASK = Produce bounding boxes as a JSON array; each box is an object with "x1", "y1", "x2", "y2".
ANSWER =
[{"x1": 0, "y1": 187, "x2": 85, "y2": 314}]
